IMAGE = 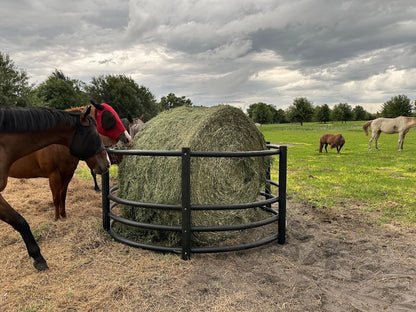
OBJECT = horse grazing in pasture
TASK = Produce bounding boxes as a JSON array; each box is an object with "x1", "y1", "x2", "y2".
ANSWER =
[
  {"x1": 319, "y1": 134, "x2": 345, "y2": 154},
  {"x1": 8, "y1": 101, "x2": 131, "y2": 221},
  {"x1": 363, "y1": 116, "x2": 416, "y2": 151},
  {"x1": 0, "y1": 106, "x2": 109, "y2": 271}
]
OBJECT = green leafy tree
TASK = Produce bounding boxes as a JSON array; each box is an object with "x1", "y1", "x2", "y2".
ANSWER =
[
  {"x1": 247, "y1": 102, "x2": 273, "y2": 124},
  {"x1": 273, "y1": 108, "x2": 287, "y2": 123},
  {"x1": 87, "y1": 74, "x2": 159, "y2": 120},
  {"x1": 381, "y1": 94, "x2": 413, "y2": 117},
  {"x1": 35, "y1": 69, "x2": 88, "y2": 109},
  {"x1": 315, "y1": 104, "x2": 331, "y2": 123},
  {"x1": 286, "y1": 97, "x2": 314, "y2": 126},
  {"x1": 332, "y1": 103, "x2": 353, "y2": 123},
  {"x1": 352, "y1": 105, "x2": 367, "y2": 120},
  {"x1": 0, "y1": 52, "x2": 32, "y2": 107},
  {"x1": 160, "y1": 93, "x2": 192, "y2": 110}
]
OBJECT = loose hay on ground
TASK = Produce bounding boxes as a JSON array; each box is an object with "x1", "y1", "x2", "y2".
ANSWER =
[{"x1": 117, "y1": 105, "x2": 272, "y2": 246}]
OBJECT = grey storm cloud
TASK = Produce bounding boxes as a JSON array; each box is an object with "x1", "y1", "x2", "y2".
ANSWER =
[{"x1": 1, "y1": 0, "x2": 416, "y2": 112}]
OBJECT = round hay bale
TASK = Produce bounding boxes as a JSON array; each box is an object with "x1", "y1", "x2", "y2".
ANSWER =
[{"x1": 117, "y1": 105, "x2": 270, "y2": 246}]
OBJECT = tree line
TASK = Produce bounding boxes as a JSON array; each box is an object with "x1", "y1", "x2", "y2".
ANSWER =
[
  {"x1": 247, "y1": 95, "x2": 415, "y2": 125},
  {"x1": 0, "y1": 52, "x2": 192, "y2": 121},
  {"x1": 1, "y1": 52, "x2": 414, "y2": 124}
]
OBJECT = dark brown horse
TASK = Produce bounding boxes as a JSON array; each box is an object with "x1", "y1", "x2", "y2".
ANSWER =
[
  {"x1": 0, "y1": 106, "x2": 109, "y2": 271},
  {"x1": 8, "y1": 102, "x2": 131, "y2": 220},
  {"x1": 319, "y1": 134, "x2": 345, "y2": 154}
]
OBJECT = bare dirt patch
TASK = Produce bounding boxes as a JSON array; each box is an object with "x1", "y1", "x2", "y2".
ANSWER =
[{"x1": 1, "y1": 168, "x2": 416, "y2": 311}]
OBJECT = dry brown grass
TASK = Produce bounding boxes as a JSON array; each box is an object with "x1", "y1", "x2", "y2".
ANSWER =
[{"x1": 1, "y1": 164, "x2": 416, "y2": 311}]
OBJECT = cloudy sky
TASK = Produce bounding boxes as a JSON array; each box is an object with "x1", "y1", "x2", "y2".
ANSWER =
[{"x1": 1, "y1": 0, "x2": 416, "y2": 113}]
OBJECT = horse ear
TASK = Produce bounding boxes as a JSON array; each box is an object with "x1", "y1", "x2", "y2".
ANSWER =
[
  {"x1": 139, "y1": 114, "x2": 145, "y2": 121},
  {"x1": 127, "y1": 113, "x2": 133, "y2": 123},
  {"x1": 82, "y1": 106, "x2": 92, "y2": 121},
  {"x1": 90, "y1": 100, "x2": 105, "y2": 111}
]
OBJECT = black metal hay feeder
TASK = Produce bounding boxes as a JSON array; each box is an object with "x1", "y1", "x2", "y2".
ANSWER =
[{"x1": 101, "y1": 143, "x2": 287, "y2": 260}]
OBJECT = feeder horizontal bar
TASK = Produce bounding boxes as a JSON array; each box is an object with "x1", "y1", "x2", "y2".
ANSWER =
[
  {"x1": 107, "y1": 147, "x2": 281, "y2": 158},
  {"x1": 191, "y1": 195, "x2": 279, "y2": 210},
  {"x1": 190, "y1": 149, "x2": 280, "y2": 158},
  {"x1": 109, "y1": 186, "x2": 182, "y2": 210},
  {"x1": 109, "y1": 211, "x2": 182, "y2": 232},
  {"x1": 107, "y1": 148, "x2": 182, "y2": 157},
  {"x1": 108, "y1": 224, "x2": 181, "y2": 253},
  {"x1": 192, "y1": 213, "x2": 279, "y2": 232}
]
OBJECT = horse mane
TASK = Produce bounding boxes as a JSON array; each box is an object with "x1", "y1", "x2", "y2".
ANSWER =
[{"x1": 0, "y1": 107, "x2": 80, "y2": 132}]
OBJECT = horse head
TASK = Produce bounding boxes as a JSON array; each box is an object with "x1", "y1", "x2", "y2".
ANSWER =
[
  {"x1": 122, "y1": 113, "x2": 145, "y2": 139},
  {"x1": 69, "y1": 106, "x2": 110, "y2": 174},
  {"x1": 90, "y1": 100, "x2": 132, "y2": 146}
]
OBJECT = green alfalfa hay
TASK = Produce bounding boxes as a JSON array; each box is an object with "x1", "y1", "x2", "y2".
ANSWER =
[{"x1": 116, "y1": 105, "x2": 271, "y2": 246}]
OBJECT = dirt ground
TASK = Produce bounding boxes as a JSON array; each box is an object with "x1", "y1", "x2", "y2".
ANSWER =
[{"x1": 1, "y1": 167, "x2": 416, "y2": 312}]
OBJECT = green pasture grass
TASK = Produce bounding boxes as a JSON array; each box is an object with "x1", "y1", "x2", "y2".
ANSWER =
[
  {"x1": 260, "y1": 121, "x2": 416, "y2": 225},
  {"x1": 76, "y1": 164, "x2": 118, "y2": 180}
]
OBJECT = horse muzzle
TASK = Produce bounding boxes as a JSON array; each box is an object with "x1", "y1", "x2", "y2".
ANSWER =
[
  {"x1": 118, "y1": 130, "x2": 132, "y2": 146},
  {"x1": 85, "y1": 149, "x2": 111, "y2": 174}
]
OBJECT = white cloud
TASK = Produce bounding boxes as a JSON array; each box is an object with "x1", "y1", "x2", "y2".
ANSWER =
[{"x1": 1, "y1": 0, "x2": 416, "y2": 113}]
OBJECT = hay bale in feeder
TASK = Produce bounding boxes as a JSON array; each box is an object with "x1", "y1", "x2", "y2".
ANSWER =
[{"x1": 117, "y1": 105, "x2": 271, "y2": 246}]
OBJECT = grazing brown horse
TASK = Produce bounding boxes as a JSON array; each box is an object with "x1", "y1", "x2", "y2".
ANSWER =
[
  {"x1": 0, "y1": 106, "x2": 109, "y2": 270},
  {"x1": 8, "y1": 101, "x2": 131, "y2": 220},
  {"x1": 319, "y1": 134, "x2": 345, "y2": 154},
  {"x1": 363, "y1": 116, "x2": 416, "y2": 151}
]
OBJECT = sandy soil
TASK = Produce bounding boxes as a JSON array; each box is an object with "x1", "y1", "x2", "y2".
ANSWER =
[{"x1": 1, "y1": 168, "x2": 416, "y2": 312}]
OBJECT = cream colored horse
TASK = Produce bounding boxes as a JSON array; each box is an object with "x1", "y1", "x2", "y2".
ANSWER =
[{"x1": 363, "y1": 116, "x2": 416, "y2": 151}]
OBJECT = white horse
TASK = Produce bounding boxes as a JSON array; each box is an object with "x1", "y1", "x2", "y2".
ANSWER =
[{"x1": 363, "y1": 116, "x2": 416, "y2": 151}]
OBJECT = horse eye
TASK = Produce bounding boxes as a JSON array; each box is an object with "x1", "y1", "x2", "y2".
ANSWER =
[{"x1": 102, "y1": 111, "x2": 116, "y2": 130}]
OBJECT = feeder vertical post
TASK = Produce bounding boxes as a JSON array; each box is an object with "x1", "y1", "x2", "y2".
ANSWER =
[
  {"x1": 278, "y1": 145, "x2": 287, "y2": 244},
  {"x1": 181, "y1": 147, "x2": 192, "y2": 260},
  {"x1": 265, "y1": 142, "x2": 272, "y2": 208},
  {"x1": 102, "y1": 170, "x2": 110, "y2": 231}
]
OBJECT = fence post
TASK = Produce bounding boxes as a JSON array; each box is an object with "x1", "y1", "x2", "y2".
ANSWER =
[
  {"x1": 102, "y1": 170, "x2": 110, "y2": 231},
  {"x1": 265, "y1": 142, "x2": 272, "y2": 208},
  {"x1": 278, "y1": 145, "x2": 287, "y2": 244},
  {"x1": 181, "y1": 147, "x2": 192, "y2": 260}
]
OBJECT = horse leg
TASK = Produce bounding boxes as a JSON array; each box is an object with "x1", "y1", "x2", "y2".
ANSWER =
[
  {"x1": 319, "y1": 143, "x2": 323, "y2": 153},
  {"x1": 374, "y1": 131, "x2": 381, "y2": 150},
  {"x1": 337, "y1": 143, "x2": 344, "y2": 154},
  {"x1": 324, "y1": 143, "x2": 328, "y2": 153},
  {"x1": 0, "y1": 194, "x2": 48, "y2": 270},
  {"x1": 90, "y1": 169, "x2": 100, "y2": 192},
  {"x1": 368, "y1": 133, "x2": 375, "y2": 150},
  {"x1": 48, "y1": 173, "x2": 62, "y2": 220},
  {"x1": 398, "y1": 132, "x2": 406, "y2": 151},
  {"x1": 59, "y1": 173, "x2": 75, "y2": 219}
]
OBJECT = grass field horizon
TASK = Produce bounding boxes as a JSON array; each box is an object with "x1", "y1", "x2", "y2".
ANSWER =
[
  {"x1": 260, "y1": 121, "x2": 416, "y2": 226},
  {"x1": 76, "y1": 120, "x2": 416, "y2": 226}
]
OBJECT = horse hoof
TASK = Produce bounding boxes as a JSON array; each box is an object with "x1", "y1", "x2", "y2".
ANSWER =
[{"x1": 33, "y1": 258, "x2": 49, "y2": 271}]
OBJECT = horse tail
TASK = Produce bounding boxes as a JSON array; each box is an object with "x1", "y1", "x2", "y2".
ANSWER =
[{"x1": 362, "y1": 121, "x2": 372, "y2": 136}]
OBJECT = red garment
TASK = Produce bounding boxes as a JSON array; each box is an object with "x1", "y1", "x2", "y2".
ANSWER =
[{"x1": 94, "y1": 103, "x2": 126, "y2": 141}]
